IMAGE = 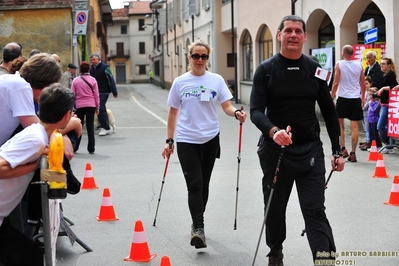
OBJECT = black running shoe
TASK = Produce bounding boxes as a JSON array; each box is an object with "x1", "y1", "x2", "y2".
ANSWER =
[
  {"x1": 268, "y1": 249, "x2": 284, "y2": 266},
  {"x1": 190, "y1": 228, "x2": 207, "y2": 249}
]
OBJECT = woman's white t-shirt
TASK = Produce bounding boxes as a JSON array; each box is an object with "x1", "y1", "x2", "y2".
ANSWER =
[{"x1": 167, "y1": 71, "x2": 233, "y2": 144}]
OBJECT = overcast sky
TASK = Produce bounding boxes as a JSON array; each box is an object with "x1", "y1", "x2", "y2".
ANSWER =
[
  {"x1": 109, "y1": 0, "x2": 152, "y2": 9},
  {"x1": 109, "y1": 0, "x2": 125, "y2": 9}
]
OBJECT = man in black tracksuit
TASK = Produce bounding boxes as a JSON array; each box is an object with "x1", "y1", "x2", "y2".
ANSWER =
[
  {"x1": 90, "y1": 53, "x2": 118, "y2": 136},
  {"x1": 250, "y1": 15, "x2": 345, "y2": 266}
]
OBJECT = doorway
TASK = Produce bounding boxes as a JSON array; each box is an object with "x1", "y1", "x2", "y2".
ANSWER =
[{"x1": 115, "y1": 64, "x2": 126, "y2": 83}]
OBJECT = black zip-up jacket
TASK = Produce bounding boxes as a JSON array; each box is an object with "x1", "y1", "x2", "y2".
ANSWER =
[{"x1": 250, "y1": 53, "x2": 341, "y2": 155}]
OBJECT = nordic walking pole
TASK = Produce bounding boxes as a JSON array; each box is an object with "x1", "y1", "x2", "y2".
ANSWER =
[
  {"x1": 153, "y1": 143, "x2": 172, "y2": 226},
  {"x1": 324, "y1": 169, "x2": 334, "y2": 189},
  {"x1": 252, "y1": 146, "x2": 285, "y2": 266},
  {"x1": 234, "y1": 106, "x2": 244, "y2": 230},
  {"x1": 301, "y1": 168, "x2": 334, "y2": 236}
]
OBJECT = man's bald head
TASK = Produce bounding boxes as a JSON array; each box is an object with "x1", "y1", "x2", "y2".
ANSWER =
[
  {"x1": 51, "y1": 54, "x2": 61, "y2": 64},
  {"x1": 342, "y1": 45, "x2": 354, "y2": 56},
  {"x1": 3, "y1": 42, "x2": 22, "y2": 63}
]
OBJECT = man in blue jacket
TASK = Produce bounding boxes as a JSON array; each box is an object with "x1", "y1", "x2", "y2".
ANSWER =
[{"x1": 89, "y1": 53, "x2": 118, "y2": 136}]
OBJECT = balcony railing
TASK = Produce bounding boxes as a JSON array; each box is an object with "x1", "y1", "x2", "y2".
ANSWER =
[{"x1": 109, "y1": 50, "x2": 130, "y2": 58}]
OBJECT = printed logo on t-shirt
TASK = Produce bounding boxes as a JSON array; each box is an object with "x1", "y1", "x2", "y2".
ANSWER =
[
  {"x1": 287, "y1": 67, "x2": 300, "y2": 71},
  {"x1": 181, "y1": 85, "x2": 217, "y2": 101}
]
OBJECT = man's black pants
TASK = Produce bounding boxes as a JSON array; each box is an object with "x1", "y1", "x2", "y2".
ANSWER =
[{"x1": 258, "y1": 139, "x2": 336, "y2": 261}]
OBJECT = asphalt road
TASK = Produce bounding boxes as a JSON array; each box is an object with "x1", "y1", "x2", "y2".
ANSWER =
[{"x1": 54, "y1": 83, "x2": 399, "y2": 266}]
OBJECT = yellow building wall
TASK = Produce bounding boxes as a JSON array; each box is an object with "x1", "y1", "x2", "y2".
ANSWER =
[
  {"x1": 109, "y1": 58, "x2": 131, "y2": 83},
  {"x1": 88, "y1": 1, "x2": 101, "y2": 56},
  {"x1": 0, "y1": 8, "x2": 72, "y2": 71}
]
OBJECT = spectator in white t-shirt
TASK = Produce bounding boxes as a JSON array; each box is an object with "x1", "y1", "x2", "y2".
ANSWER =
[{"x1": 0, "y1": 84, "x2": 75, "y2": 266}]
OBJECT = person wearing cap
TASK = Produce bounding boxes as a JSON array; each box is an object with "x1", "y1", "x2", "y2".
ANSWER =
[
  {"x1": 61, "y1": 63, "x2": 78, "y2": 89},
  {"x1": 28, "y1": 49, "x2": 41, "y2": 58}
]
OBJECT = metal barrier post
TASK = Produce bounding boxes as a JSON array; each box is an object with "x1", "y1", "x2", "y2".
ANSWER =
[{"x1": 39, "y1": 155, "x2": 53, "y2": 266}]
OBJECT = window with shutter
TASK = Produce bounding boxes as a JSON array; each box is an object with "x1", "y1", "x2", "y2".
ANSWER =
[
  {"x1": 183, "y1": 0, "x2": 189, "y2": 21},
  {"x1": 139, "y1": 42, "x2": 145, "y2": 54},
  {"x1": 189, "y1": 0, "x2": 196, "y2": 16},
  {"x1": 167, "y1": 3, "x2": 172, "y2": 31},
  {"x1": 174, "y1": 0, "x2": 181, "y2": 26},
  {"x1": 159, "y1": 9, "x2": 167, "y2": 35}
]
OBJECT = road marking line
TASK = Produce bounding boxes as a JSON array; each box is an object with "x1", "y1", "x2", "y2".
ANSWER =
[
  {"x1": 114, "y1": 127, "x2": 165, "y2": 129},
  {"x1": 132, "y1": 96, "x2": 167, "y2": 125}
]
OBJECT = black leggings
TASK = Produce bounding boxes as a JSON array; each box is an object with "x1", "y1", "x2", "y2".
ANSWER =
[
  {"x1": 75, "y1": 107, "x2": 96, "y2": 153},
  {"x1": 177, "y1": 134, "x2": 220, "y2": 229},
  {"x1": 0, "y1": 217, "x2": 43, "y2": 266}
]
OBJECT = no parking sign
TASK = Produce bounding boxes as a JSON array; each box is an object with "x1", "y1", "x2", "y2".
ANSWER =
[{"x1": 74, "y1": 10, "x2": 89, "y2": 35}]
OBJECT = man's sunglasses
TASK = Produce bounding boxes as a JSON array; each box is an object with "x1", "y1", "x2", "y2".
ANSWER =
[{"x1": 191, "y1": 54, "x2": 209, "y2": 60}]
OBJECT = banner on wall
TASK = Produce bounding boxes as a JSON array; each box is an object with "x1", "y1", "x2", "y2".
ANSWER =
[
  {"x1": 351, "y1": 43, "x2": 386, "y2": 69},
  {"x1": 388, "y1": 90, "x2": 399, "y2": 139},
  {"x1": 352, "y1": 44, "x2": 369, "y2": 62},
  {"x1": 311, "y1": 47, "x2": 333, "y2": 84},
  {"x1": 362, "y1": 48, "x2": 382, "y2": 69}
]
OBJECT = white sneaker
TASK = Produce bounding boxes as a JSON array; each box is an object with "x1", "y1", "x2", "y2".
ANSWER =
[
  {"x1": 99, "y1": 128, "x2": 112, "y2": 136},
  {"x1": 380, "y1": 148, "x2": 395, "y2": 154},
  {"x1": 367, "y1": 147, "x2": 382, "y2": 152}
]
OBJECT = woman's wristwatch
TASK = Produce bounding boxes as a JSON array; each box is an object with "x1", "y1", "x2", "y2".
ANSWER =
[{"x1": 166, "y1": 138, "x2": 174, "y2": 145}]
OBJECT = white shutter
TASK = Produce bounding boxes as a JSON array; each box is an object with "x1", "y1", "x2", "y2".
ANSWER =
[
  {"x1": 174, "y1": 0, "x2": 181, "y2": 26},
  {"x1": 189, "y1": 0, "x2": 196, "y2": 16},
  {"x1": 167, "y1": 3, "x2": 173, "y2": 31},
  {"x1": 183, "y1": 0, "x2": 189, "y2": 21},
  {"x1": 158, "y1": 9, "x2": 166, "y2": 35},
  {"x1": 196, "y1": 0, "x2": 200, "y2": 15}
]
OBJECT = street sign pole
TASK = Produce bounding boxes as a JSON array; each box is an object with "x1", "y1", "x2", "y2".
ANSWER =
[{"x1": 364, "y1": 27, "x2": 378, "y2": 45}]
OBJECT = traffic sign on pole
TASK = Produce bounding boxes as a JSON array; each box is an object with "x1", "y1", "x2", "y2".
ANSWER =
[
  {"x1": 364, "y1": 27, "x2": 378, "y2": 44},
  {"x1": 74, "y1": 10, "x2": 89, "y2": 35}
]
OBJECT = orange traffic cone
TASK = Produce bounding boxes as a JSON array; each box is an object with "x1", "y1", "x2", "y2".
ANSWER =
[
  {"x1": 81, "y1": 163, "x2": 98, "y2": 189},
  {"x1": 367, "y1": 140, "x2": 378, "y2": 161},
  {"x1": 384, "y1": 175, "x2": 399, "y2": 206},
  {"x1": 160, "y1": 255, "x2": 171, "y2": 266},
  {"x1": 124, "y1": 220, "x2": 156, "y2": 262},
  {"x1": 97, "y1": 188, "x2": 119, "y2": 221},
  {"x1": 372, "y1": 153, "x2": 389, "y2": 178}
]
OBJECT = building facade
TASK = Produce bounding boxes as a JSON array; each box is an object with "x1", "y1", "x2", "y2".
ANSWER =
[
  {"x1": 126, "y1": 0, "x2": 397, "y2": 105},
  {"x1": 237, "y1": 0, "x2": 396, "y2": 104},
  {"x1": 107, "y1": 1, "x2": 152, "y2": 83},
  {"x1": 0, "y1": 0, "x2": 113, "y2": 70}
]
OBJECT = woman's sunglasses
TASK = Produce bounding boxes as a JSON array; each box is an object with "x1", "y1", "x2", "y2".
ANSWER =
[{"x1": 191, "y1": 54, "x2": 209, "y2": 60}]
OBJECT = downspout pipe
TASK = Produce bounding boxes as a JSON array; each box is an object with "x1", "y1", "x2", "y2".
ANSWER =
[
  {"x1": 174, "y1": 24, "x2": 179, "y2": 55},
  {"x1": 191, "y1": 15, "x2": 195, "y2": 42},
  {"x1": 291, "y1": 0, "x2": 297, "y2": 15},
  {"x1": 231, "y1": 0, "x2": 239, "y2": 103},
  {"x1": 166, "y1": 8, "x2": 170, "y2": 57}
]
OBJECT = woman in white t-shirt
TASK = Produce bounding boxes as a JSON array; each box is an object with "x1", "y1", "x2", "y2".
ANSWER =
[{"x1": 161, "y1": 39, "x2": 247, "y2": 249}]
